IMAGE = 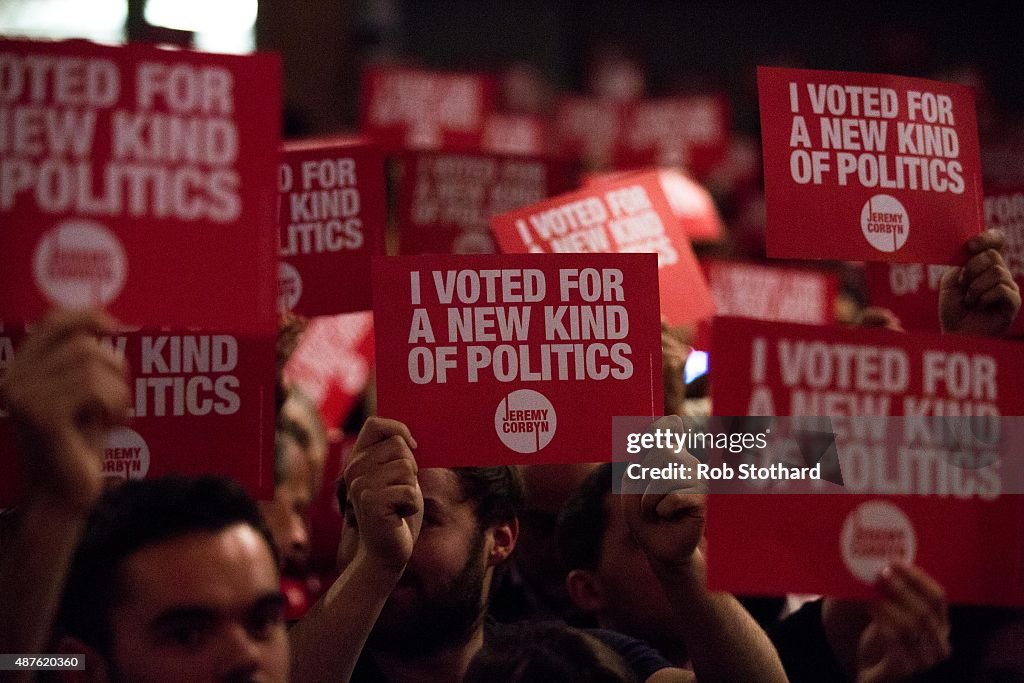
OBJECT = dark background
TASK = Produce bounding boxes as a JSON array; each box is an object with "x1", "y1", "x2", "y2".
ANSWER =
[{"x1": 250, "y1": 2, "x2": 1024, "y2": 136}]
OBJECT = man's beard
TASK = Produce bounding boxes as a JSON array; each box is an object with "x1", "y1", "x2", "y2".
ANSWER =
[{"x1": 366, "y1": 529, "x2": 488, "y2": 659}]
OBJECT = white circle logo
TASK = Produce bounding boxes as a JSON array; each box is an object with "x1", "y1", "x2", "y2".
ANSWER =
[
  {"x1": 102, "y1": 427, "x2": 151, "y2": 481},
  {"x1": 278, "y1": 261, "x2": 302, "y2": 312},
  {"x1": 494, "y1": 389, "x2": 557, "y2": 454},
  {"x1": 861, "y1": 195, "x2": 909, "y2": 253},
  {"x1": 32, "y1": 220, "x2": 127, "y2": 309},
  {"x1": 840, "y1": 500, "x2": 916, "y2": 583}
]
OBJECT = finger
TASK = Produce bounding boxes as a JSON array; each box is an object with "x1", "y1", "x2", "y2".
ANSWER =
[
  {"x1": 352, "y1": 416, "x2": 417, "y2": 452},
  {"x1": 620, "y1": 415, "x2": 688, "y2": 497},
  {"x1": 939, "y1": 265, "x2": 962, "y2": 291},
  {"x1": 977, "y1": 282, "x2": 1021, "y2": 311},
  {"x1": 5, "y1": 339, "x2": 127, "y2": 420},
  {"x1": 962, "y1": 248, "x2": 1003, "y2": 282},
  {"x1": 76, "y1": 361, "x2": 132, "y2": 428},
  {"x1": 874, "y1": 574, "x2": 948, "y2": 665},
  {"x1": 878, "y1": 565, "x2": 937, "y2": 617},
  {"x1": 889, "y1": 565, "x2": 949, "y2": 623},
  {"x1": 346, "y1": 435, "x2": 417, "y2": 480},
  {"x1": 634, "y1": 451, "x2": 703, "y2": 518},
  {"x1": 361, "y1": 484, "x2": 423, "y2": 520},
  {"x1": 641, "y1": 483, "x2": 706, "y2": 522},
  {"x1": 964, "y1": 265, "x2": 1008, "y2": 306},
  {"x1": 17, "y1": 309, "x2": 122, "y2": 360},
  {"x1": 966, "y1": 228, "x2": 1005, "y2": 255},
  {"x1": 619, "y1": 469, "x2": 645, "y2": 496},
  {"x1": 48, "y1": 336, "x2": 127, "y2": 379},
  {"x1": 653, "y1": 490, "x2": 705, "y2": 523},
  {"x1": 871, "y1": 600, "x2": 941, "y2": 665},
  {"x1": 352, "y1": 457, "x2": 419, "y2": 490}
]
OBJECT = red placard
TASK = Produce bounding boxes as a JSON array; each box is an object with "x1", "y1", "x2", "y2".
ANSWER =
[
  {"x1": 706, "y1": 317, "x2": 1024, "y2": 605},
  {"x1": 984, "y1": 187, "x2": 1024, "y2": 336},
  {"x1": 359, "y1": 66, "x2": 495, "y2": 153},
  {"x1": 490, "y1": 172, "x2": 715, "y2": 325},
  {"x1": 397, "y1": 151, "x2": 573, "y2": 255},
  {"x1": 583, "y1": 169, "x2": 725, "y2": 243},
  {"x1": 371, "y1": 254, "x2": 663, "y2": 466},
  {"x1": 0, "y1": 39, "x2": 281, "y2": 333},
  {"x1": 707, "y1": 494, "x2": 1024, "y2": 606},
  {"x1": 710, "y1": 316, "x2": 1024, "y2": 416},
  {"x1": 863, "y1": 262, "x2": 945, "y2": 333},
  {"x1": 759, "y1": 66, "x2": 983, "y2": 264},
  {"x1": 865, "y1": 185, "x2": 1024, "y2": 336},
  {"x1": 695, "y1": 259, "x2": 837, "y2": 349},
  {"x1": 705, "y1": 260, "x2": 837, "y2": 325},
  {"x1": 0, "y1": 326, "x2": 276, "y2": 506},
  {"x1": 283, "y1": 312, "x2": 375, "y2": 430},
  {"x1": 481, "y1": 113, "x2": 551, "y2": 157},
  {"x1": 614, "y1": 95, "x2": 730, "y2": 179},
  {"x1": 277, "y1": 138, "x2": 385, "y2": 315}
]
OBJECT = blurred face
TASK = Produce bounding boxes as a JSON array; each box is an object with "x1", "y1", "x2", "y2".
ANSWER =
[
  {"x1": 594, "y1": 497, "x2": 687, "y2": 661},
  {"x1": 338, "y1": 469, "x2": 492, "y2": 658},
  {"x1": 106, "y1": 524, "x2": 288, "y2": 683},
  {"x1": 259, "y1": 438, "x2": 314, "y2": 574},
  {"x1": 589, "y1": 53, "x2": 645, "y2": 102},
  {"x1": 280, "y1": 396, "x2": 326, "y2": 490}
]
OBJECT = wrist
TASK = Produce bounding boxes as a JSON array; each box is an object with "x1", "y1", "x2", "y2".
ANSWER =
[
  {"x1": 650, "y1": 549, "x2": 706, "y2": 589},
  {"x1": 350, "y1": 548, "x2": 408, "y2": 586}
]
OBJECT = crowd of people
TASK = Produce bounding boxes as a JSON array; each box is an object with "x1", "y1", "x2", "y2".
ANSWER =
[
  {"x1": 3, "y1": 15, "x2": 1024, "y2": 681},
  {"x1": 0, "y1": 224, "x2": 1020, "y2": 682}
]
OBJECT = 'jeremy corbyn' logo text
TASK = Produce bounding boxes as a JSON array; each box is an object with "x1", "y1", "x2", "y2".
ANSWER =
[{"x1": 494, "y1": 389, "x2": 556, "y2": 453}]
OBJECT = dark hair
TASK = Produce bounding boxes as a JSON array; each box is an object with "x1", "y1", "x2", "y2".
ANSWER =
[
  {"x1": 557, "y1": 463, "x2": 613, "y2": 572},
  {"x1": 57, "y1": 476, "x2": 276, "y2": 656},
  {"x1": 452, "y1": 467, "x2": 525, "y2": 531},
  {"x1": 336, "y1": 466, "x2": 525, "y2": 531},
  {"x1": 465, "y1": 622, "x2": 637, "y2": 683}
]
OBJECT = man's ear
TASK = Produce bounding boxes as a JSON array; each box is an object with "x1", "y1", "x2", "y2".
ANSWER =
[
  {"x1": 566, "y1": 568, "x2": 606, "y2": 614},
  {"x1": 486, "y1": 517, "x2": 519, "y2": 567},
  {"x1": 55, "y1": 636, "x2": 110, "y2": 683}
]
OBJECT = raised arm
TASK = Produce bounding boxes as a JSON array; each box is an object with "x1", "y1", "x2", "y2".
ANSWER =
[
  {"x1": 621, "y1": 416, "x2": 788, "y2": 683},
  {"x1": 0, "y1": 310, "x2": 129, "y2": 681},
  {"x1": 288, "y1": 416, "x2": 423, "y2": 683}
]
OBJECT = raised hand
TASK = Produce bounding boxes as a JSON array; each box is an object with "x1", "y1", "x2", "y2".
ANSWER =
[
  {"x1": 939, "y1": 228, "x2": 1021, "y2": 337},
  {"x1": 3, "y1": 309, "x2": 130, "y2": 513},
  {"x1": 341, "y1": 417, "x2": 423, "y2": 572},
  {"x1": 620, "y1": 415, "x2": 706, "y2": 571},
  {"x1": 856, "y1": 564, "x2": 951, "y2": 683}
]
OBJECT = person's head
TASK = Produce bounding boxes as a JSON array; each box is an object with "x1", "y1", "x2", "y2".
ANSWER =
[
  {"x1": 465, "y1": 622, "x2": 636, "y2": 683},
  {"x1": 57, "y1": 476, "x2": 288, "y2": 683},
  {"x1": 558, "y1": 464, "x2": 688, "y2": 662},
  {"x1": 337, "y1": 466, "x2": 524, "y2": 659},
  {"x1": 516, "y1": 464, "x2": 599, "y2": 592},
  {"x1": 258, "y1": 428, "x2": 316, "y2": 575},
  {"x1": 279, "y1": 389, "x2": 327, "y2": 489}
]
